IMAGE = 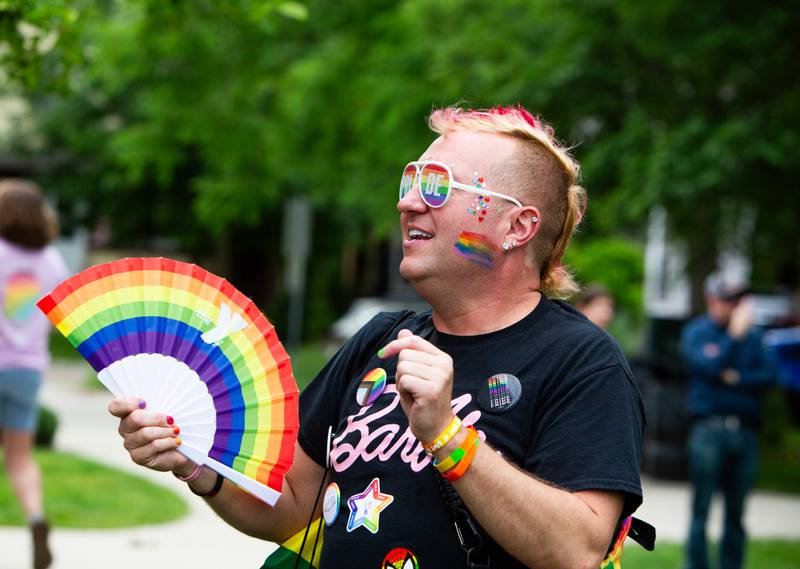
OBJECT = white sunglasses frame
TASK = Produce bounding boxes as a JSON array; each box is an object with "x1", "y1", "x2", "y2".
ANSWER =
[{"x1": 400, "y1": 160, "x2": 524, "y2": 209}]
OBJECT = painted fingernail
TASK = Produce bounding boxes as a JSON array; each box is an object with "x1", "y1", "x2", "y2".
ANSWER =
[
  {"x1": 173, "y1": 426, "x2": 180, "y2": 435},
  {"x1": 377, "y1": 348, "x2": 385, "y2": 358},
  {"x1": 166, "y1": 416, "x2": 174, "y2": 426},
  {"x1": 175, "y1": 437, "x2": 182, "y2": 446},
  {"x1": 138, "y1": 399, "x2": 147, "y2": 409}
]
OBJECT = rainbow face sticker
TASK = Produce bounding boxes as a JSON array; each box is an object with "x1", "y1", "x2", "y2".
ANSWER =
[
  {"x1": 346, "y1": 477, "x2": 394, "y2": 534},
  {"x1": 454, "y1": 232, "x2": 497, "y2": 268},
  {"x1": 356, "y1": 368, "x2": 387, "y2": 406},
  {"x1": 3, "y1": 272, "x2": 41, "y2": 324},
  {"x1": 382, "y1": 548, "x2": 419, "y2": 569}
]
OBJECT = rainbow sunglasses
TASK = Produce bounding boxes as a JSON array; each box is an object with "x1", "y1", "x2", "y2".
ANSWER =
[{"x1": 400, "y1": 161, "x2": 523, "y2": 209}]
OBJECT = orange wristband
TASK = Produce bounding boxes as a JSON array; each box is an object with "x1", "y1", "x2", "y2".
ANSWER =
[
  {"x1": 443, "y1": 433, "x2": 480, "y2": 482},
  {"x1": 434, "y1": 426, "x2": 479, "y2": 473},
  {"x1": 423, "y1": 415, "x2": 462, "y2": 453}
]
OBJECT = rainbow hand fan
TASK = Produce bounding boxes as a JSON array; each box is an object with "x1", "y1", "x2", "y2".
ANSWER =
[{"x1": 37, "y1": 258, "x2": 298, "y2": 506}]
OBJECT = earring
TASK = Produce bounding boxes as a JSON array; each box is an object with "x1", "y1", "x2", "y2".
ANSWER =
[
  {"x1": 531, "y1": 215, "x2": 538, "y2": 223},
  {"x1": 511, "y1": 240, "x2": 518, "y2": 248},
  {"x1": 502, "y1": 242, "x2": 511, "y2": 251}
]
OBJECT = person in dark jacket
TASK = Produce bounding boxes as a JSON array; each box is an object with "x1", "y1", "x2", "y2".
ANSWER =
[{"x1": 681, "y1": 273, "x2": 778, "y2": 569}]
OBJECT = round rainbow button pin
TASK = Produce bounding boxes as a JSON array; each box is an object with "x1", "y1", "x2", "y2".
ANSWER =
[{"x1": 356, "y1": 368, "x2": 387, "y2": 406}]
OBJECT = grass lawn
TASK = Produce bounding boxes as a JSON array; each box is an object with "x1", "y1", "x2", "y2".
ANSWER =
[
  {"x1": 759, "y1": 427, "x2": 800, "y2": 495},
  {"x1": 623, "y1": 540, "x2": 800, "y2": 569},
  {"x1": 49, "y1": 330, "x2": 81, "y2": 361},
  {"x1": 289, "y1": 343, "x2": 333, "y2": 391},
  {"x1": 0, "y1": 449, "x2": 188, "y2": 527}
]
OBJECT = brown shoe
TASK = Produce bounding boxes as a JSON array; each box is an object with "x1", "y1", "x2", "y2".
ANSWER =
[{"x1": 31, "y1": 520, "x2": 52, "y2": 569}]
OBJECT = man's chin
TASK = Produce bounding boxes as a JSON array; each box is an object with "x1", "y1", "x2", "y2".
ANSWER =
[{"x1": 399, "y1": 259, "x2": 428, "y2": 283}]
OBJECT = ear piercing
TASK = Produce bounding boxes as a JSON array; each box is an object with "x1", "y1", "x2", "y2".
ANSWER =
[{"x1": 502, "y1": 218, "x2": 536, "y2": 252}]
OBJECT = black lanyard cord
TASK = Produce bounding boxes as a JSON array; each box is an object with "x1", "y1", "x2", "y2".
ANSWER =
[
  {"x1": 292, "y1": 311, "x2": 415, "y2": 568},
  {"x1": 308, "y1": 507, "x2": 325, "y2": 567},
  {"x1": 419, "y1": 317, "x2": 491, "y2": 569},
  {"x1": 432, "y1": 468, "x2": 491, "y2": 568},
  {"x1": 293, "y1": 313, "x2": 492, "y2": 569},
  {"x1": 293, "y1": 464, "x2": 329, "y2": 569}
]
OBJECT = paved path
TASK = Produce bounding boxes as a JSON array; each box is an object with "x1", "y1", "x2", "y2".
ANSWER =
[
  {"x1": 639, "y1": 476, "x2": 800, "y2": 541},
  {"x1": 2, "y1": 361, "x2": 799, "y2": 568},
  {"x1": 1, "y1": 362, "x2": 277, "y2": 569}
]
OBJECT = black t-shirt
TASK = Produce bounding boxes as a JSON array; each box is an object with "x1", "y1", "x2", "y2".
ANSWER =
[{"x1": 298, "y1": 297, "x2": 645, "y2": 568}]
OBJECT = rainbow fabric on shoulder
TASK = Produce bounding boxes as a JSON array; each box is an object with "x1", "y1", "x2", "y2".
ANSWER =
[
  {"x1": 600, "y1": 516, "x2": 632, "y2": 569},
  {"x1": 261, "y1": 519, "x2": 323, "y2": 569},
  {"x1": 37, "y1": 257, "x2": 299, "y2": 505}
]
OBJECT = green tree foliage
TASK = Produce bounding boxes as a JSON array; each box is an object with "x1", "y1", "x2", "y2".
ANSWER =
[
  {"x1": 24, "y1": 1, "x2": 308, "y2": 238},
  {"x1": 0, "y1": 0, "x2": 83, "y2": 90},
  {"x1": 569, "y1": 0, "x2": 800, "y2": 307},
  {"x1": 4, "y1": 0, "x2": 797, "y2": 332},
  {"x1": 564, "y1": 237, "x2": 644, "y2": 319},
  {"x1": 564, "y1": 237, "x2": 645, "y2": 353}
]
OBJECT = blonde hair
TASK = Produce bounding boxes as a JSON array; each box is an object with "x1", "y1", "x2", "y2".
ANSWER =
[{"x1": 428, "y1": 105, "x2": 585, "y2": 299}]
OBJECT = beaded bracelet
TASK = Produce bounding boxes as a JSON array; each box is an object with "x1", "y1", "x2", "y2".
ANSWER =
[
  {"x1": 423, "y1": 415, "x2": 462, "y2": 454},
  {"x1": 443, "y1": 435, "x2": 480, "y2": 482},
  {"x1": 174, "y1": 463, "x2": 204, "y2": 482},
  {"x1": 190, "y1": 471, "x2": 224, "y2": 498},
  {"x1": 433, "y1": 426, "x2": 479, "y2": 473}
]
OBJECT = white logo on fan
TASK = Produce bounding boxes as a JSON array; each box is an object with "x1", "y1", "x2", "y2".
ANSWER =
[{"x1": 201, "y1": 302, "x2": 247, "y2": 344}]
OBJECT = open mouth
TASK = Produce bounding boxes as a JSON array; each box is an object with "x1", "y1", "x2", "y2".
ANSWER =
[{"x1": 408, "y1": 228, "x2": 434, "y2": 241}]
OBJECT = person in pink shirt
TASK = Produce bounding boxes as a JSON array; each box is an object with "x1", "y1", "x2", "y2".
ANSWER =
[{"x1": 0, "y1": 179, "x2": 68, "y2": 569}]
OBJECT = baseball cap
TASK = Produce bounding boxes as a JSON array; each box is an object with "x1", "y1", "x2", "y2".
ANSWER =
[{"x1": 704, "y1": 272, "x2": 750, "y2": 302}]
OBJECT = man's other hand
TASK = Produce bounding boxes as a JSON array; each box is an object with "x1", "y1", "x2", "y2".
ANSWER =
[{"x1": 378, "y1": 329, "x2": 454, "y2": 444}]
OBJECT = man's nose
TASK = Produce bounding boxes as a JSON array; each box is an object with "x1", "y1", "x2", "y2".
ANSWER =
[{"x1": 397, "y1": 181, "x2": 428, "y2": 213}]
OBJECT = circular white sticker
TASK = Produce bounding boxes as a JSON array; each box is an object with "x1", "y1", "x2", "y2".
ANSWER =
[{"x1": 323, "y1": 482, "x2": 341, "y2": 526}]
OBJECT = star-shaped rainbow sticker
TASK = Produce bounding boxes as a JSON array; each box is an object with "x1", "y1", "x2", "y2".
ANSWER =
[{"x1": 346, "y1": 477, "x2": 394, "y2": 534}]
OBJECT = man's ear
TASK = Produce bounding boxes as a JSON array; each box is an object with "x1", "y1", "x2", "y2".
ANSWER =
[{"x1": 504, "y1": 206, "x2": 541, "y2": 247}]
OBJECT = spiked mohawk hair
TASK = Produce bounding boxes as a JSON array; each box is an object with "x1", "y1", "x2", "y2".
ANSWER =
[{"x1": 428, "y1": 105, "x2": 585, "y2": 299}]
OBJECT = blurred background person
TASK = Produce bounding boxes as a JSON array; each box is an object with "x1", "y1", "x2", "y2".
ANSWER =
[
  {"x1": 575, "y1": 283, "x2": 616, "y2": 330},
  {"x1": 680, "y1": 273, "x2": 779, "y2": 569},
  {"x1": 0, "y1": 179, "x2": 68, "y2": 569}
]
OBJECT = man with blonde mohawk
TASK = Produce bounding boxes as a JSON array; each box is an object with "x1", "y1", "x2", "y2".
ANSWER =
[{"x1": 109, "y1": 105, "x2": 646, "y2": 569}]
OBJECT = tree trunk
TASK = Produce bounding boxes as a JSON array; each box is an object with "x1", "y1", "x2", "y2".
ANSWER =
[{"x1": 683, "y1": 209, "x2": 719, "y2": 316}]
